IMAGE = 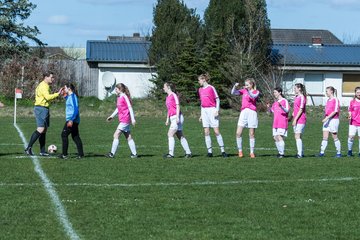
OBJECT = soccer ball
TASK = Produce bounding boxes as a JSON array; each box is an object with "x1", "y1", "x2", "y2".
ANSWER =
[{"x1": 48, "y1": 144, "x2": 57, "y2": 153}]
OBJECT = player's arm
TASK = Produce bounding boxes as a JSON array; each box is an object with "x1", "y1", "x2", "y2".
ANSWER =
[
  {"x1": 247, "y1": 89, "x2": 260, "y2": 99},
  {"x1": 124, "y1": 95, "x2": 136, "y2": 125},
  {"x1": 107, "y1": 108, "x2": 118, "y2": 121},
  {"x1": 40, "y1": 84, "x2": 60, "y2": 101},
  {"x1": 292, "y1": 96, "x2": 305, "y2": 125},
  {"x1": 279, "y1": 100, "x2": 289, "y2": 113},
  {"x1": 231, "y1": 83, "x2": 241, "y2": 95},
  {"x1": 323, "y1": 99, "x2": 339, "y2": 122}
]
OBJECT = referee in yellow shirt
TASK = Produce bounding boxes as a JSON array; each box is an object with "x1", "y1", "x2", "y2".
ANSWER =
[{"x1": 25, "y1": 72, "x2": 63, "y2": 156}]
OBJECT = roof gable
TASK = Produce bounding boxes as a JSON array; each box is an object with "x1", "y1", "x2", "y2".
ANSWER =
[{"x1": 271, "y1": 29, "x2": 343, "y2": 44}]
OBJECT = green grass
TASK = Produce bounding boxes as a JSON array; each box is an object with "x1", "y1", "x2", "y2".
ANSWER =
[{"x1": 1, "y1": 113, "x2": 360, "y2": 239}]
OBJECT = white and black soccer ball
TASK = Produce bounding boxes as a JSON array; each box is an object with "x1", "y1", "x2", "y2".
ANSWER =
[{"x1": 48, "y1": 144, "x2": 57, "y2": 153}]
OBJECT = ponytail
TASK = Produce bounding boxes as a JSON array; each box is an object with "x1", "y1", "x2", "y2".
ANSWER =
[
  {"x1": 116, "y1": 83, "x2": 132, "y2": 103},
  {"x1": 295, "y1": 83, "x2": 307, "y2": 97}
]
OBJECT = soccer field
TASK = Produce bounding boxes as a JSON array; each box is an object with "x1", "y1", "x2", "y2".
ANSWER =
[{"x1": 1, "y1": 115, "x2": 360, "y2": 239}]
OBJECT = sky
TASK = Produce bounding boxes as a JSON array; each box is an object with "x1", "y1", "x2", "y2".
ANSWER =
[{"x1": 24, "y1": 0, "x2": 360, "y2": 47}]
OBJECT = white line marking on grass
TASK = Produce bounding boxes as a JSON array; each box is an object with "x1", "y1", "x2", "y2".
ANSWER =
[
  {"x1": 14, "y1": 123, "x2": 80, "y2": 240},
  {"x1": 1, "y1": 177, "x2": 359, "y2": 189}
]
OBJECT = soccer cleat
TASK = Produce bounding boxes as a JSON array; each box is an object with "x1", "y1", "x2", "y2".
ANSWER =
[
  {"x1": 76, "y1": 155, "x2": 84, "y2": 159},
  {"x1": 130, "y1": 154, "x2": 138, "y2": 158},
  {"x1": 58, "y1": 154, "x2": 68, "y2": 159},
  {"x1": 221, "y1": 152, "x2": 228, "y2": 158},
  {"x1": 207, "y1": 152, "x2": 213, "y2": 157},
  {"x1": 39, "y1": 152, "x2": 50, "y2": 156},
  {"x1": 184, "y1": 154, "x2": 192, "y2": 158},
  {"x1": 105, "y1": 152, "x2": 114, "y2": 158},
  {"x1": 317, "y1": 153, "x2": 325, "y2": 157},
  {"x1": 250, "y1": 153, "x2": 256, "y2": 159},
  {"x1": 277, "y1": 154, "x2": 285, "y2": 159},
  {"x1": 335, "y1": 153, "x2": 342, "y2": 158},
  {"x1": 238, "y1": 151, "x2": 244, "y2": 158},
  {"x1": 163, "y1": 154, "x2": 174, "y2": 158},
  {"x1": 295, "y1": 154, "x2": 302, "y2": 159},
  {"x1": 24, "y1": 147, "x2": 34, "y2": 156},
  {"x1": 347, "y1": 150, "x2": 353, "y2": 157}
]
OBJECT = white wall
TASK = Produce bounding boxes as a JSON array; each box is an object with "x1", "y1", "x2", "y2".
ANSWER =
[
  {"x1": 283, "y1": 72, "x2": 352, "y2": 106},
  {"x1": 98, "y1": 67, "x2": 155, "y2": 100}
]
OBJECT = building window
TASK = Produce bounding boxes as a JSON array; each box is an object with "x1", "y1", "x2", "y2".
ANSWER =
[
  {"x1": 305, "y1": 74, "x2": 324, "y2": 95},
  {"x1": 343, "y1": 74, "x2": 360, "y2": 95},
  {"x1": 282, "y1": 73, "x2": 295, "y2": 94}
]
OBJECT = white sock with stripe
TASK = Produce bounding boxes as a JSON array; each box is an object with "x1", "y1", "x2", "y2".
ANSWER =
[
  {"x1": 111, "y1": 139, "x2": 119, "y2": 155},
  {"x1": 205, "y1": 135, "x2": 212, "y2": 153},
  {"x1": 128, "y1": 139, "x2": 137, "y2": 155}
]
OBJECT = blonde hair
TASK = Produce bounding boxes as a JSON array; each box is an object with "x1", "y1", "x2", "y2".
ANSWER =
[
  {"x1": 198, "y1": 73, "x2": 211, "y2": 82},
  {"x1": 245, "y1": 78, "x2": 256, "y2": 90}
]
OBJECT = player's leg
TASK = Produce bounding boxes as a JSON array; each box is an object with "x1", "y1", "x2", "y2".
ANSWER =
[
  {"x1": 175, "y1": 131, "x2": 191, "y2": 157},
  {"x1": 108, "y1": 129, "x2": 121, "y2": 157},
  {"x1": 61, "y1": 123, "x2": 71, "y2": 157},
  {"x1": 124, "y1": 131, "x2": 137, "y2": 157},
  {"x1": 347, "y1": 125, "x2": 356, "y2": 156},
  {"x1": 249, "y1": 128, "x2": 256, "y2": 158},
  {"x1": 319, "y1": 131, "x2": 329, "y2": 156},
  {"x1": 331, "y1": 132, "x2": 341, "y2": 157},
  {"x1": 26, "y1": 107, "x2": 49, "y2": 155},
  {"x1": 70, "y1": 122, "x2": 84, "y2": 157},
  {"x1": 213, "y1": 127, "x2": 227, "y2": 157}
]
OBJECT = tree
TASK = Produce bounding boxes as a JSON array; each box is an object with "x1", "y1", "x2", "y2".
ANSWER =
[
  {"x1": 149, "y1": 0, "x2": 203, "y2": 100},
  {"x1": 0, "y1": 0, "x2": 44, "y2": 64}
]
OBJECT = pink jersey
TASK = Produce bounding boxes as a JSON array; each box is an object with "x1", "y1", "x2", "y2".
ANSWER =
[
  {"x1": 117, "y1": 93, "x2": 133, "y2": 124},
  {"x1": 238, "y1": 89, "x2": 259, "y2": 111},
  {"x1": 166, "y1": 92, "x2": 180, "y2": 117},
  {"x1": 325, "y1": 97, "x2": 340, "y2": 119},
  {"x1": 199, "y1": 85, "x2": 218, "y2": 108},
  {"x1": 293, "y1": 94, "x2": 307, "y2": 124},
  {"x1": 349, "y1": 99, "x2": 360, "y2": 126},
  {"x1": 271, "y1": 98, "x2": 290, "y2": 129}
]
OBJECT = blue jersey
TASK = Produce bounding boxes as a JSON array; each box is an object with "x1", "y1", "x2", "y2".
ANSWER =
[{"x1": 65, "y1": 93, "x2": 80, "y2": 123}]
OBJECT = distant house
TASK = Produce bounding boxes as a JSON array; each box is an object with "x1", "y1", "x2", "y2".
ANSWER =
[
  {"x1": 271, "y1": 29, "x2": 343, "y2": 45},
  {"x1": 86, "y1": 33, "x2": 154, "y2": 100},
  {"x1": 272, "y1": 30, "x2": 360, "y2": 106}
]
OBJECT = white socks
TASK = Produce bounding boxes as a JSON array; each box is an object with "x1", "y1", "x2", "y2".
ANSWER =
[
  {"x1": 320, "y1": 139, "x2": 328, "y2": 154},
  {"x1": 180, "y1": 137, "x2": 191, "y2": 154},
  {"x1": 236, "y1": 137, "x2": 242, "y2": 151},
  {"x1": 334, "y1": 139, "x2": 341, "y2": 154},
  {"x1": 278, "y1": 140, "x2": 285, "y2": 155},
  {"x1": 205, "y1": 135, "x2": 212, "y2": 153},
  {"x1": 216, "y1": 135, "x2": 225, "y2": 152},
  {"x1": 128, "y1": 139, "x2": 137, "y2": 155},
  {"x1": 348, "y1": 138, "x2": 354, "y2": 151},
  {"x1": 111, "y1": 139, "x2": 119, "y2": 155},
  {"x1": 168, "y1": 137, "x2": 175, "y2": 156},
  {"x1": 296, "y1": 138, "x2": 303, "y2": 156},
  {"x1": 250, "y1": 138, "x2": 255, "y2": 154}
]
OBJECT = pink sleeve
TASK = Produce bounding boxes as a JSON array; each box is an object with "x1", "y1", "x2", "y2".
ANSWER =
[
  {"x1": 349, "y1": 100, "x2": 353, "y2": 112},
  {"x1": 300, "y1": 96, "x2": 305, "y2": 109}
]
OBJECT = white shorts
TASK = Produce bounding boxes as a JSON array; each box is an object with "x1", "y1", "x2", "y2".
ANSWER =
[
  {"x1": 117, "y1": 122, "x2": 130, "y2": 132},
  {"x1": 238, "y1": 108, "x2": 258, "y2": 128},
  {"x1": 273, "y1": 128, "x2": 288, "y2": 137},
  {"x1": 169, "y1": 114, "x2": 184, "y2": 131},
  {"x1": 201, "y1": 107, "x2": 219, "y2": 128},
  {"x1": 293, "y1": 124, "x2": 305, "y2": 134},
  {"x1": 322, "y1": 118, "x2": 339, "y2": 133},
  {"x1": 349, "y1": 125, "x2": 360, "y2": 136}
]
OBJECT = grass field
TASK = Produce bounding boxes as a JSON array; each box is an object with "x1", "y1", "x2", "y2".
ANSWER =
[{"x1": 1, "y1": 111, "x2": 360, "y2": 239}]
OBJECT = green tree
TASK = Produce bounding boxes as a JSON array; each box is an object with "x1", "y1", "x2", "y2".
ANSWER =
[
  {"x1": 149, "y1": 0, "x2": 203, "y2": 100},
  {"x1": 0, "y1": 0, "x2": 44, "y2": 64}
]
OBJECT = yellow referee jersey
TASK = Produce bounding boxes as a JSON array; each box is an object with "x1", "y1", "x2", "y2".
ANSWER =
[{"x1": 34, "y1": 81, "x2": 59, "y2": 107}]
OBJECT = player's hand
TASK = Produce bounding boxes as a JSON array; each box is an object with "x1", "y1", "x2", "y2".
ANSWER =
[
  {"x1": 348, "y1": 114, "x2": 352, "y2": 120},
  {"x1": 266, "y1": 102, "x2": 271, "y2": 108},
  {"x1": 67, "y1": 120, "x2": 73, "y2": 128},
  {"x1": 292, "y1": 119, "x2": 297, "y2": 126},
  {"x1": 132, "y1": 120, "x2": 136, "y2": 127},
  {"x1": 165, "y1": 120, "x2": 169, "y2": 126},
  {"x1": 214, "y1": 111, "x2": 219, "y2": 117},
  {"x1": 0, "y1": 102, "x2": 4, "y2": 108},
  {"x1": 58, "y1": 87, "x2": 64, "y2": 95},
  {"x1": 106, "y1": 116, "x2": 113, "y2": 122},
  {"x1": 321, "y1": 118, "x2": 328, "y2": 123}
]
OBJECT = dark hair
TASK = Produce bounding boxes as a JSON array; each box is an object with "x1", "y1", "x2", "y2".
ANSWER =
[
  {"x1": 116, "y1": 83, "x2": 131, "y2": 102},
  {"x1": 295, "y1": 83, "x2": 307, "y2": 97},
  {"x1": 326, "y1": 86, "x2": 337, "y2": 97},
  {"x1": 354, "y1": 87, "x2": 360, "y2": 99},
  {"x1": 274, "y1": 86, "x2": 284, "y2": 98},
  {"x1": 65, "y1": 82, "x2": 78, "y2": 96},
  {"x1": 165, "y1": 82, "x2": 176, "y2": 92},
  {"x1": 43, "y1": 71, "x2": 54, "y2": 78},
  {"x1": 198, "y1": 73, "x2": 211, "y2": 82}
]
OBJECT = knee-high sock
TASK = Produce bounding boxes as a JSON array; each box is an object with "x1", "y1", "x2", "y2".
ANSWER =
[
  {"x1": 111, "y1": 139, "x2": 119, "y2": 155},
  {"x1": 334, "y1": 138, "x2": 341, "y2": 154},
  {"x1": 27, "y1": 130, "x2": 41, "y2": 149},
  {"x1": 296, "y1": 139, "x2": 303, "y2": 156},
  {"x1": 275, "y1": 141, "x2": 280, "y2": 153},
  {"x1": 39, "y1": 133, "x2": 46, "y2": 153},
  {"x1": 320, "y1": 139, "x2": 328, "y2": 154},
  {"x1": 278, "y1": 140, "x2": 285, "y2": 155},
  {"x1": 348, "y1": 138, "x2": 354, "y2": 151},
  {"x1": 237, "y1": 137, "x2": 242, "y2": 151},
  {"x1": 168, "y1": 137, "x2": 175, "y2": 156},
  {"x1": 128, "y1": 139, "x2": 137, "y2": 155},
  {"x1": 216, "y1": 135, "x2": 225, "y2": 152},
  {"x1": 250, "y1": 138, "x2": 255, "y2": 154},
  {"x1": 180, "y1": 137, "x2": 191, "y2": 154},
  {"x1": 205, "y1": 135, "x2": 212, "y2": 153}
]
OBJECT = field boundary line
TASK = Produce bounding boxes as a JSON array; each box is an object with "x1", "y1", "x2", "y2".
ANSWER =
[
  {"x1": 1, "y1": 176, "x2": 359, "y2": 188},
  {"x1": 14, "y1": 123, "x2": 80, "y2": 240}
]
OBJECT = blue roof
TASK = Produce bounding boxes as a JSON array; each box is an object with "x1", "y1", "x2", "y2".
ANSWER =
[
  {"x1": 271, "y1": 44, "x2": 360, "y2": 66},
  {"x1": 86, "y1": 40, "x2": 151, "y2": 63}
]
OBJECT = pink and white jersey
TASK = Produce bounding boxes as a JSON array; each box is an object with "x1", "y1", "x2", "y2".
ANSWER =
[
  {"x1": 116, "y1": 93, "x2": 134, "y2": 124},
  {"x1": 238, "y1": 89, "x2": 259, "y2": 111},
  {"x1": 293, "y1": 94, "x2": 307, "y2": 124},
  {"x1": 349, "y1": 99, "x2": 360, "y2": 126},
  {"x1": 199, "y1": 85, "x2": 218, "y2": 108},
  {"x1": 166, "y1": 92, "x2": 180, "y2": 117},
  {"x1": 325, "y1": 97, "x2": 340, "y2": 119},
  {"x1": 271, "y1": 98, "x2": 290, "y2": 129}
]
